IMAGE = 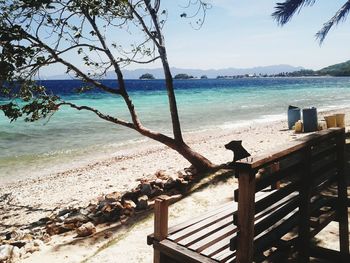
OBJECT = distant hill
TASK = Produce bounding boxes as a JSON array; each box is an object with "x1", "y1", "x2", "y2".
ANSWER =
[
  {"x1": 109, "y1": 65, "x2": 304, "y2": 79},
  {"x1": 45, "y1": 64, "x2": 304, "y2": 80},
  {"x1": 318, "y1": 60, "x2": 350, "y2": 76}
]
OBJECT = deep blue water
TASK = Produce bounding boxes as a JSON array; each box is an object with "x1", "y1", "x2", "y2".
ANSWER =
[{"x1": 1, "y1": 77, "x2": 350, "y2": 180}]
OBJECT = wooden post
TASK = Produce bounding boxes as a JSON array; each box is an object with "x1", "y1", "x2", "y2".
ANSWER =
[
  {"x1": 298, "y1": 146, "x2": 312, "y2": 263},
  {"x1": 154, "y1": 196, "x2": 170, "y2": 263},
  {"x1": 336, "y1": 130, "x2": 349, "y2": 262},
  {"x1": 236, "y1": 166, "x2": 256, "y2": 263}
]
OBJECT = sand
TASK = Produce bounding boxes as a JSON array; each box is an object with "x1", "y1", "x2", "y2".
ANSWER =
[{"x1": 1, "y1": 108, "x2": 350, "y2": 262}]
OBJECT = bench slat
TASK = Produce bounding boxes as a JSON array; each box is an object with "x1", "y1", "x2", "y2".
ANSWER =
[
  {"x1": 155, "y1": 239, "x2": 218, "y2": 263},
  {"x1": 188, "y1": 224, "x2": 237, "y2": 254},
  {"x1": 211, "y1": 247, "x2": 235, "y2": 262},
  {"x1": 168, "y1": 202, "x2": 233, "y2": 235},
  {"x1": 168, "y1": 205, "x2": 235, "y2": 242},
  {"x1": 178, "y1": 216, "x2": 233, "y2": 247},
  {"x1": 198, "y1": 232, "x2": 236, "y2": 257}
]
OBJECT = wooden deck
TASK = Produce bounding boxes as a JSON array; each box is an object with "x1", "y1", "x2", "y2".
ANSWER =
[{"x1": 148, "y1": 128, "x2": 350, "y2": 263}]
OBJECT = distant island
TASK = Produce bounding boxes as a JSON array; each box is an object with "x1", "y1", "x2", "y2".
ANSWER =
[
  {"x1": 174, "y1": 73, "x2": 194, "y2": 79},
  {"x1": 139, "y1": 73, "x2": 155, "y2": 80},
  {"x1": 215, "y1": 60, "x2": 350, "y2": 79},
  {"x1": 44, "y1": 60, "x2": 350, "y2": 80}
]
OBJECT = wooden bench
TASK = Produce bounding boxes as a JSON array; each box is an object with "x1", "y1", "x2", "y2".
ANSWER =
[{"x1": 147, "y1": 128, "x2": 349, "y2": 263}]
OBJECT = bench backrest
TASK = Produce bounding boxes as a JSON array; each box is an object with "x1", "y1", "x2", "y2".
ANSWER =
[{"x1": 231, "y1": 128, "x2": 347, "y2": 262}]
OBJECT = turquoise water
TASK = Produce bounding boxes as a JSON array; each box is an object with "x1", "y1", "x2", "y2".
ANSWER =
[{"x1": 1, "y1": 77, "x2": 350, "y2": 180}]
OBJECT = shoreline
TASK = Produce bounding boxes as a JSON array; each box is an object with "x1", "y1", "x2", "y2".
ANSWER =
[
  {"x1": 1, "y1": 107, "x2": 350, "y2": 262},
  {"x1": 2, "y1": 104, "x2": 349, "y2": 185},
  {"x1": 1, "y1": 108, "x2": 349, "y2": 231}
]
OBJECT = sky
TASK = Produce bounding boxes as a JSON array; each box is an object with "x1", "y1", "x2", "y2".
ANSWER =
[
  {"x1": 38, "y1": 0, "x2": 350, "y2": 76},
  {"x1": 159, "y1": 0, "x2": 350, "y2": 71}
]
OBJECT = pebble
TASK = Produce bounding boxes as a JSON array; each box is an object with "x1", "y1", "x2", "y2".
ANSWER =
[{"x1": 76, "y1": 222, "x2": 96, "y2": 237}]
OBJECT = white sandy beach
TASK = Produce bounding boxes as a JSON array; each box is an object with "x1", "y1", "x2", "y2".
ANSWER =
[{"x1": 1, "y1": 108, "x2": 350, "y2": 263}]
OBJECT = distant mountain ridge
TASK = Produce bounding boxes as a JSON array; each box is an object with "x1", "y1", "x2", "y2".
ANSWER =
[
  {"x1": 46, "y1": 64, "x2": 304, "y2": 80},
  {"x1": 318, "y1": 60, "x2": 350, "y2": 76}
]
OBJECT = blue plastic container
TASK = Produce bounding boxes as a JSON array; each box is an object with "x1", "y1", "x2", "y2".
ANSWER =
[
  {"x1": 303, "y1": 107, "x2": 318, "y2": 132},
  {"x1": 287, "y1": 105, "x2": 301, "y2": 129}
]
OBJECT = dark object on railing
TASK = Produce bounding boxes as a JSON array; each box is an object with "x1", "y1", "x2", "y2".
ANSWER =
[
  {"x1": 288, "y1": 105, "x2": 301, "y2": 129},
  {"x1": 303, "y1": 107, "x2": 318, "y2": 132},
  {"x1": 225, "y1": 140, "x2": 251, "y2": 162}
]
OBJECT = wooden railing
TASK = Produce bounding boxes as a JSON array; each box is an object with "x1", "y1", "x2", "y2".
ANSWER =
[
  {"x1": 232, "y1": 127, "x2": 349, "y2": 262},
  {"x1": 148, "y1": 128, "x2": 349, "y2": 263}
]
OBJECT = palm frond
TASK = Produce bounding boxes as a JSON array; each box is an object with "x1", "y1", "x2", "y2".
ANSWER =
[
  {"x1": 316, "y1": 0, "x2": 350, "y2": 44},
  {"x1": 272, "y1": 0, "x2": 316, "y2": 25}
]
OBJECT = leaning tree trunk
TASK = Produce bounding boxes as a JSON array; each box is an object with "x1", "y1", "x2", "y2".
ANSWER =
[
  {"x1": 141, "y1": 2, "x2": 216, "y2": 172},
  {"x1": 172, "y1": 141, "x2": 215, "y2": 171},
  {"x1": 137, "y1": 127, "x2": 215, "y2": 172}
]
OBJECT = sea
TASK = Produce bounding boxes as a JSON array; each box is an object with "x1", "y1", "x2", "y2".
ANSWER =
[{"x1": 1, "y1": 77, "x2": 350, "y2": 181}]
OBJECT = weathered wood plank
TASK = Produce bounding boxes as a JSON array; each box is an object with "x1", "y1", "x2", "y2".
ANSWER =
[
  {"x1": 254, "y1": 197, "x2": 299, "y2": 237},
  {"x1": 148, "y1": 202, "x2": 234, "y2": 244},
  {"x1": 298, "y1": 146, "x2": 312, "y2": 263},
  {"x1": 186, "y1": 224, "x2": 236, "y2": 253},
  {"x1": 235, "y1": 169, "x2": 255, "y2": 263},
  {"x1": 168, "y1": 202, "x2": 233, "y2": 235},
  {"x1": 236, "y1": 128, "x2": 344, "y2": 170},
  {"x1": 154, "y1": 196, "x2": 170, "y2": 263},
  {"x1": 211, "y1": 247, "x2": 235, "y2": 262},
  {"x1": 311, "y1": 158, "x2": 337, "y2": 178},
  {"x1": 255, "y1": 162, "x2": 302, "y2": 193},
  {"x1": 198, "y1": 232, "x2": 237, "y2": 257},
  {"x1": 335, "y1": 131, "x2": 350, "y2": 258},
  {"x1": 178, "y1": 216, "x2": 233, "y2": 247},
  {"x1": 253, "y1": 212, "x2": 299, "y2": 253},
  {"x1": 154, "y1": 239, "x2": 218, "y2": 263},
  {"x1": 168, "y1": 206, "x2": 234, "y2": 242},
  {"x1": 154, "y1": 197, "x2": 169, "y2": 242},
  {"x1": 311, "y1": 138, "x2": 336, "y2": 158},
  {"x1": 311, "y1": 144, "x2": 336, "y2": 163},
  {"x1": 255, "y1": 182, "x2": 299, "y2": 215}
]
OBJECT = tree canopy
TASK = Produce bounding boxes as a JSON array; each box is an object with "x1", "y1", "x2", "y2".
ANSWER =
[{"x1": 0, "y1": 0, "x2": 215, "y2": 171}]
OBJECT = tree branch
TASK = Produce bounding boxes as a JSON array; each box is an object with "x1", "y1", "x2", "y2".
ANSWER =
[
  {"x1": 58, "y1": 101, "x2": 178, "y2": 149},
  {"x1": 57, "y1": 43, "x2": 106, "y2": 56},
  {"x1": 57, "y1": 101, "x2": 135, "y2": 129},
  {"x1": 84, "y1": 9, "x2": 144, "y2": 129},
  {"x1": 22, "y1": 32, "x2": 121, "y2": 95},
  {"x1": 118, "y1": 56, "x2": 160, "y2": 64},
  {"x1": 128, "y1": 2, "x2": 161, "y2": 48}
]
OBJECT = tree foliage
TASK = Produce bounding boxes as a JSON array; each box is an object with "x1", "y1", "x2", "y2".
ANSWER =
[
  {"x1": 272, "y1": 0, "x2": 350, "y2": 43},
  {"x1": 0, "y1": 0, "x2": 214, "y2": 171}
]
